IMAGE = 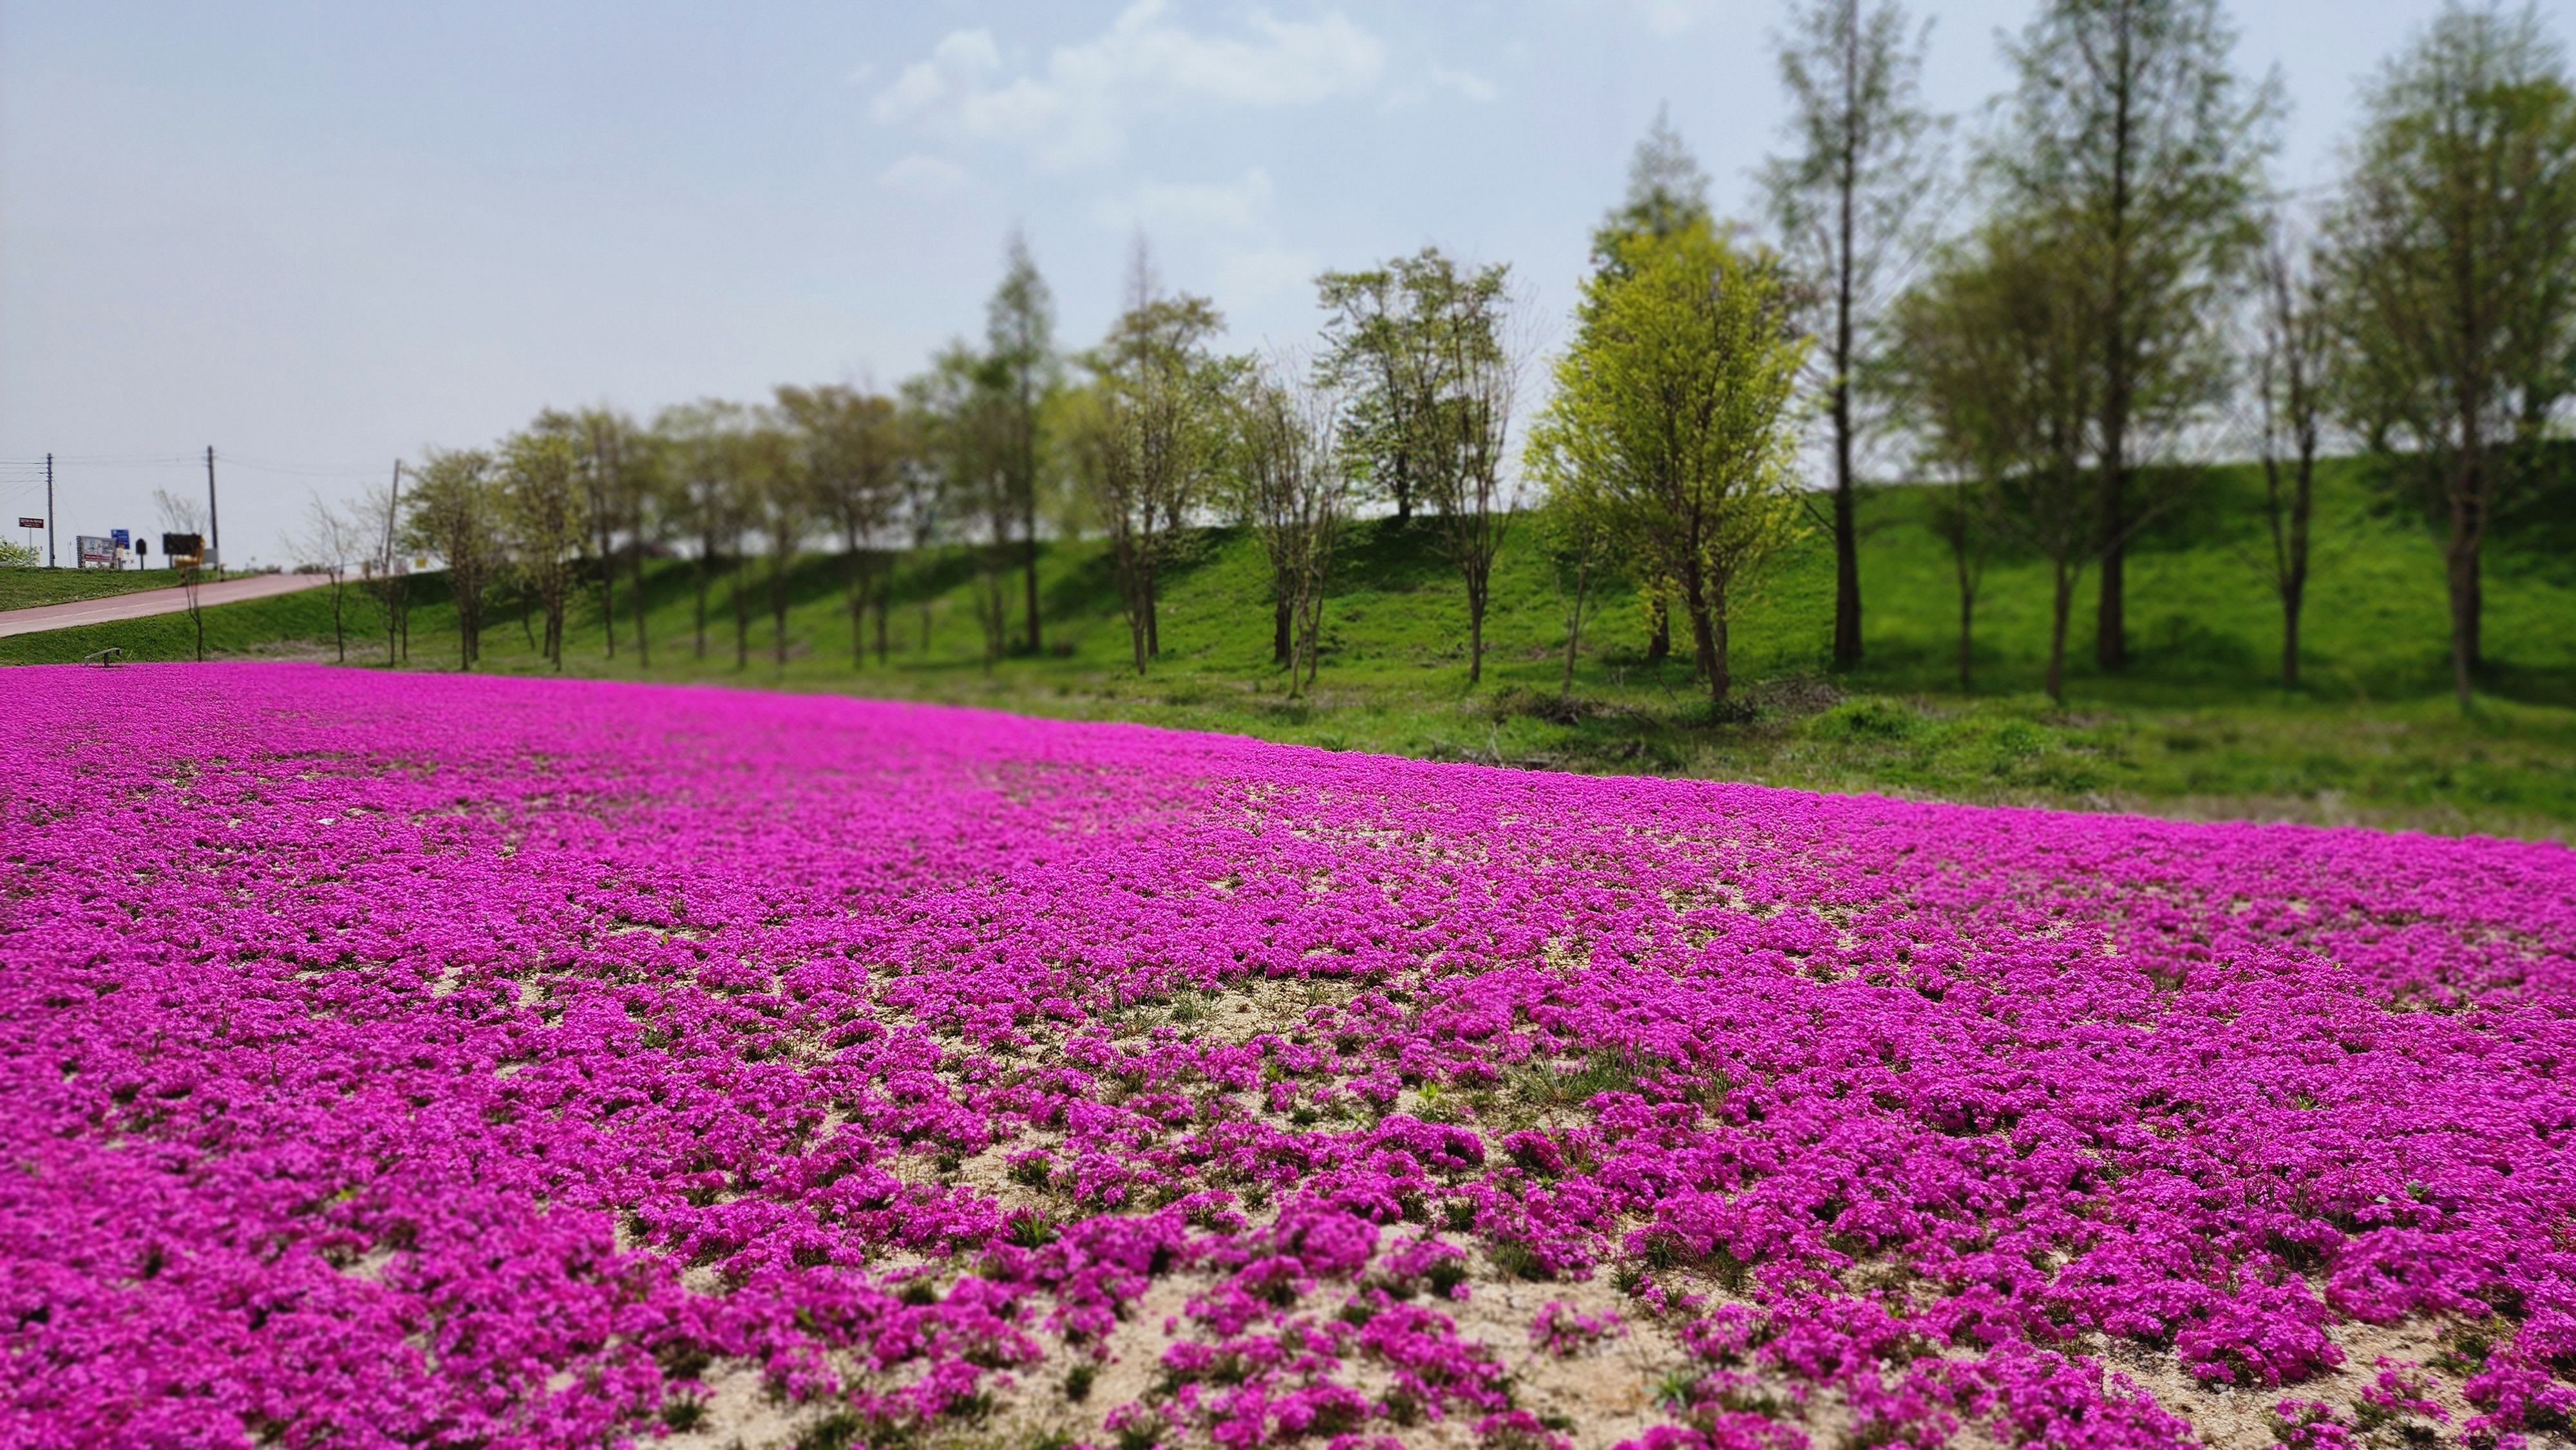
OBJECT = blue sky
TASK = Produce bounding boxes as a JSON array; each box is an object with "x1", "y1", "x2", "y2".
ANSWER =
[{"x1": 2, "y1": 0, "x2": 2560, "y2": 566}]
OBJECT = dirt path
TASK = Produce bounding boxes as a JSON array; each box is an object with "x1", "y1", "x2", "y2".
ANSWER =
[{"x1": 0, "y1": 573, "x2": 330, "y2": 639}]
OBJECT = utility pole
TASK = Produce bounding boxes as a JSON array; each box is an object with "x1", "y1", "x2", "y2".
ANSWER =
[
  {"x1": 45, "y1": 453, "x2": 56, "y2": 568},
  {"x1": 384, "y1": 460, "x2": 404, "y2": 664},
  {"x1": 205, "y1": 446, "x2": 222, "y2": 581}
]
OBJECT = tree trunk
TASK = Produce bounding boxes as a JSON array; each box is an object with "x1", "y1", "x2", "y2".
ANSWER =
[
  {"x1": 1562, "y1": 557, "x2": 1589, "y2": 698},
  {"x1": 1831, "y1": 123, "x2": 1862, "y2": 670},
  {"x1": 600, "y1": 532, "x2": 617, "y2": 659},
  {"x1": 1023, "y1": 515, "x2": 1041, "y2": 657},
  {"x1": 693, "y1": 547, "x2": 709, "y2": 660},
  {"x1": 1128, "y1": 565, "x2": 1148, "y2": 674},
  {"x1": 1466, "y1": 590, "x2": 1484, "y2": 687},
  {"x1": 1646, "y1": 594, "x2": 1671, "y2": 665},
  {"x1": 847, "y1": 541, "x2": 866, "y2": 668},
  {"x1": 732, "y1": 552, "x2": 749, "y2": 671},
  {"x1": 1709, "y1": 588, "x2": 1732, "y2": 706},
  {"x1": 1832, "y1": 462, "x2": 1861, "y2": 669},
  {"x1": 1687, "y1": 601, "x2": 1718, "y2": 703},
  {"x1": 1273, "y1": 594, "x2": 1292, "y2": 666},
  {"x1": 2047, "y1": 560, "x2": 2074, "y2": 702},
  {"x1": 2447, "y1": 517, "x2": 2481, "y2": 710},
  {"x1": 2095, "y1": 461, "x2": 2126, "y2": 670},
  {"x1": 1683, "y1": 568, "x2": 1726, "y2": 706},
  {"x1": 773, "y1": 550, "x2": 791, "y2": 672},
  {"x1": 631, "y1": 542, "x2": 651, "y2": 670},
  {"x1": 1955, "y1": 567, "x2": 1974, "y2": 695},
  {"x1": 2096, "y1": 33, "x2": 2134, "y2": 675},
  {"x1": 875, "y1": 570, "x2": 891, "y2": 664},
  {"x1": 1143, "y1": 557, "x2": 1160, "y2": 658},
  {"x1": 2281, "y1": 588, "x2": 2302, "y2": 689}
]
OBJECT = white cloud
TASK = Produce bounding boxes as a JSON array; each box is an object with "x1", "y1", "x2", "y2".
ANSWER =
[
  {"x1": 1218, "y1": 245, "x2": 1320, "y2": 302},
  {"x1": 877, "y1": 153, "x2": 975, "y2": 196},
  {"x1": 871, "y1": 29, "x2": 1003, "y2": 122},
  {"x1": 872, "y1": 1, "x2": 1385, "y2": 170},
  {"x1": 1090, "y1": 168, "x2": 1276, "y2": 234},
  {"x1": 1428, "y1": 65, "x2": 1498, "y2": 103},
  {"x1": 1634, "y1": 0, "x2": 1711, "y2": 37}
]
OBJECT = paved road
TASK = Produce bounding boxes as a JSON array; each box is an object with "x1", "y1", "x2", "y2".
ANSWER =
[{"x1": 0, "y1": 573, "x2": 333, "y2": 639}]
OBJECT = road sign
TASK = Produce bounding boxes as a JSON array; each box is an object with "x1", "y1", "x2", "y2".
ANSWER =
[
  {"x1": 16, "y1": 518, "x2": 41, "y2": 530},
  {"x1": 78, "y1": 535, "x2": 116, "y2": 568},
  {"x1": 163, "y1": 532, "x2": 204, "y2": 564},
  {"x1": 109, "y1": 528, "x2": 130, "y2": 547}
]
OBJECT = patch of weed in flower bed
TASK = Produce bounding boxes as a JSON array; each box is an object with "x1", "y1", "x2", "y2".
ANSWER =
[{"x1": 3, "y1": 663, "x2": 2571, "y2": 1450}]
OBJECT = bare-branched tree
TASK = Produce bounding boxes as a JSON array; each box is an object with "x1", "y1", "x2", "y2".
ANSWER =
[
  {"x1": 1074, "y1": 249, "x2": 1235, "y2": 675},
  {"x1": 2248, "y1": 216, "x2": 2334, "y2": 688},
  {"x1": 1761, "y1": 0, "x2": 1948, "y2": 670},
  {"x1": 294, "y1": 493, "x2": 367, "y2": 663},
  {"x1": 1230, "y1": 357, "x2": 1350, "y2": 696}
]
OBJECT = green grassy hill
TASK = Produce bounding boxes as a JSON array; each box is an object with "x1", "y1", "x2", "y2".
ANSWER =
[
  {"x1": 8, "y1": 458, "x2": 2571, "y2": 838},
  {"x1": 0, "y1": 565, "x2": 217, "y2": 610}
]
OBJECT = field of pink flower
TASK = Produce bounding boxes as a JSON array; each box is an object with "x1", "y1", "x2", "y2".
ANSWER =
[{"x1": 3, "y1": 663, "x2": 2572, "y2": 1450}]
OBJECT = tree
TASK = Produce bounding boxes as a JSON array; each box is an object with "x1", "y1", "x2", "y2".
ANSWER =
[
  {"x1": 1882, "y1": 271, "x2": 2005, "y2": 693},
  {"x1": 352, "y1": 469, "x2": 412, "y2": 664},
  {"x1": 2325, "y1": 1, "x2": 2576, "y2": 710},
  {"x1": 1761, "y1": 0, "x2": 1946, "y2": 670},
  {"x1": 2249, "y1": 216, "x2": 2333, "y2": 688},
  {"x1": 1988, "y1": 0, "x2": 2276, "y2": 671},
  {"x1": 743, "y1": 413, "x2": 807, "y2": 673},
  {"x1": 1526, "y1": 222, "x2": 1809, "y2": 708},
  {"x1": 1590, "y1": 110, "x2": 1719, "y2": 664},
  {"x1": 656, "y1": 401, "x2": 751, "y2": 664},
  {"x1": 294, "y1": 493, "x2": 366, "y2": 664},
  {"x1": 1886, "y1": 220, "x2": 2103, "y2": 699},
  {"x1": 987, "y1": 229, "x2": 1060, "y2": 655},
  {"x1": 1593, "y1": 106, "x2": 1718, "y2": 270},
  {"x1": 781, "y1": 384, "x2": 907, "y2": 668},
  {"x1": 1320, "y1": 248, "x2": 1521, "y2": 686},
  {"x1": 615, "y1": 424, "x2": 668, "y2": 670},
  {"x1": 406, "y1": 447, "x2": 504, "y2": 670},
  {"x1": 1073, "y1": 258, "x2": 1235, "y2": 674},
  {"x1": 1413, "y1": 254, "x2": 1524, "y2": 688},
  {"x1": 153, "y1": 488, "x2": 210, "y2": 663},
  {"x1": 891, "y1": 379, "x2": 954, "y2": 655},
  {"x1": 568, "y1": 408, "x2": 643, "y2": 661},
  {"x1": 1316, "y1": 268, "x2": 1428, "y2": 524},
  {"x1": 909, "y1": 343, "x2": 1017, "y2": 668},
  {"x1": 498, "y1": 429, "x2": 589, "y2": 669},
  {"x1": 1533, "y1": 474, "x2": 1622, "y2": 699},
  {"x1": 1229, "y1": 357, "x2": 1350, "y2": 695}
]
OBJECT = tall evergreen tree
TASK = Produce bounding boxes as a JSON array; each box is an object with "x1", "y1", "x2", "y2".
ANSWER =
[{"x1": 985, "y1": 229, "x2": 1059, "y2": 655}]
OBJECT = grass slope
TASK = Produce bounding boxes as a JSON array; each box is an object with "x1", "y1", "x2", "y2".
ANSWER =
[
  {"x1": 0, "y1": 567, "x2": 218, "y2": 611},
  {"x1": 8, "y1": 460, "x2": 2571, "y2": 838}
]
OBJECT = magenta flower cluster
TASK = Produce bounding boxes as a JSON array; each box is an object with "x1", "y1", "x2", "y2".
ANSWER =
[{"x1": 3, "y1": 664, "x2": 2570, "y2": 1450}]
